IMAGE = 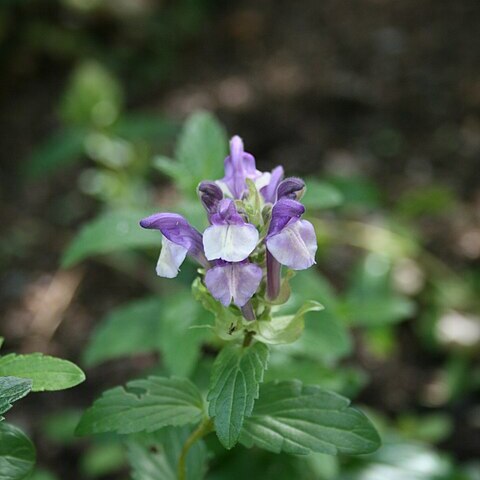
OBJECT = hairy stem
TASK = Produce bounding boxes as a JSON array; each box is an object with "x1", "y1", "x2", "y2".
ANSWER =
[{"x1": 178, "y1": 418, "x2": 214, "y2": 480}]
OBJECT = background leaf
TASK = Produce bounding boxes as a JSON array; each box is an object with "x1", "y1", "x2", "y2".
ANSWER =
[
  {"x1": 23, "y1": 127, "x2": 86, "y2": 179},
  {"x1": 61, "y1": 209, "x2": 156, "y2": 267},
  {"x1": 174, "y1": 111, "x2": 228, "y2": 196},
  {"x1": 0, "y1": 354, "x2": 85, "y2": 392},
  {"x1": 83, "y1": 293, "x2": 208, "y2": 377},
  {"x1": 0, "y1": 422, "x2": 36, "y2": 480},
  {"x1": 0, "y1": 377, "x2": 32, "y2": 420},
  {"x1": 127, "y1": 427, "x2": 207, "y2": 480},
  {"x1": 76, "y1": 377, "x2": 204, "y2": 435},
  {"x1": 240, "y1": 380, "x2": 380, "y2": 456},
  {"x1": 83, "y1": 296, "x2": 164, "y2": 367},
  {"x1": 208, "y1": 342, "x2": 269, "y2": 449},
  {"x1": 302, "y1": 178, "x2": 343, "y2": 210}
]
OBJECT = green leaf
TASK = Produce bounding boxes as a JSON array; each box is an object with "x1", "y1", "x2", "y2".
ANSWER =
[
  {"x1": 127, "y1": 427, "x2": 207, "y2": 480},
  {"x1": 23, "y1": 127, "x2": 86, "y2": 179},
  {"x1": 0, "y1": 354, "x2": 85, "y2": 392},
  {"x1": 0, "y1": 422, "x2": 36, "y2": 480},
  {"x1": 0, "y1": 377, "x2": 32, "y2": 420},
  {"x1": 84, "y1": 293, "x2": 206, "y2": 377},
  {"x1": 83, "y1": 296, "x2": 164, "y2": 366},
  {"x1": 343, "y1": 253, "x2": 415, "y2": 327},
  {"x1": 61, "y1": 209, "x2": 157, "y2": 267},
  {"x1": 208, "y1": 342, "x2": 269, "y2": 449},
  {"x1": 240, "y1": 380, "x2": 380, "y2": 455},
  {"x1": 302, "y1": 179, "x2": 343, "y2": 210},
  {"x1": 76, "y1": 377, "x2": 204, "y2": 435},
  {"x1": 192, "y1": 278, "x2": 244, "y2": 342},
  {"x1": 175, "y1": 111, "x2": 228, "y2": 195},
  {"x1": 112, "y1": 114, "x2": 178, "y2": 143},
  {"x1": 255, "y1": 301, "x2": 324, "y2": 345},
  {"x1": 60, "y1": 61, "x2": 123, "y2": 127},
  {"x1": 286, "y1": 271, "x2": 352, "y2": 362}
]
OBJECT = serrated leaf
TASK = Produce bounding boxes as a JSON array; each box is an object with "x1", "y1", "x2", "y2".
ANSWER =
[
  {"x1": 240, "y1": 380, "x2": 380, "y2": 456},
  {"x1": 175, "y1": 111, "x2": 228, "y2": 196},
  {"x1": 0, "y1": 422, "x2": 36, "y2": 480},
  {"x1": 255, "y1": 301, "x2": 324, "y2": 345},
  {"x1": 61, "y1": 209, "x2": 157, "y2": 267},
  {"x1": 208, "y1": 342, "x2": 269, "y2": 449},
  {"x1": 0, "y1": 377, "x2": 32, "y2": 420},
  {"x1": 76, "y1": 377, "x2": 204, "y2": 435},
  {"x1": 302, "y1": 179, "x2": 343, "y2": 209},
  {"x1": 127, "y1": 427, "x2": 207, "y2": 480},
  {"x1": 0, "y1": 354, "x2": 85, "y2": 392}
]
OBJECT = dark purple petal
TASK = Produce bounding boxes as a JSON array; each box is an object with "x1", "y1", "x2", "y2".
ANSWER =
[
  {"x1": 267, "y1": 198, "x2": 305, "y2": 237},
  {"x1": 261, "y1": 166, "x2": 285, "y2": 203},
  {"x1": 198, "y1": 181, "x2": 223, "y2": 218},
  {"x1": 277, "y1": 177, "x2": 305, "y2": 201},
  {"x1": 205, "y1": 261, "x2": 262, "y2": 307},
  {"x1": 139, "y1": 212, "x2": 207, "y2": 265}
]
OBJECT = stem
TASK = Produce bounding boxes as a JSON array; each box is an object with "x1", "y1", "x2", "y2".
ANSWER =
[
  {"x1": 178, "y1": 418, "x2": 213, "y2": 480},
  {"x1": 243, "y1": 330, "x2": 255, "y2": 348}
]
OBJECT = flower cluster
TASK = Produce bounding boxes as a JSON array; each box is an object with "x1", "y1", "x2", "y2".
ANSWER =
[{"x1": 140, "y1": 136, "x2": 317, "y2": 320}]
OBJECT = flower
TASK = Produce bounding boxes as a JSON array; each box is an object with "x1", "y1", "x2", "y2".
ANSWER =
[
  {"x1": 265, "y1": 193, "x2": 317, "y2": 299},
  {"x1": 205, "y1": 260, "x2": 262, "y2": 308},
  {"x1": 217, "y1": 136, "x2": 271, "y2": 199},
  {"x1": 203, "y1": 199, "x2": 259, "y2": 262},
  {"x1": 139, "y1": 213, "x2": 208, "y2": 278},
  {"x1": 140, "y1": 133, "x2": 318, "y2": 318}
]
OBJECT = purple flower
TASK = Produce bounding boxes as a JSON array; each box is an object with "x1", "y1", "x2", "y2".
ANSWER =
[
  {"x1": 140, "y1": 213, "x2": 208, "y2": 278},
  {"x1": 277, "y1": 177, "x2": 305, "y2": 201},
  {"x1": 265, "y1": 198, "x2": 317, "y2": 299},
  {"x1": 260, "y1": 166, "x2": 284, "y2": 204},
  {"x1": 203, "y1": 199, "x2": 259, "y2": 262},
  {"x1": 218, "y1": 136, "x2": 270, "y2": 199},
  {"x1": 205, "y1": 260, "x2": 262, "y2": 308},
  {"x1": 198, "y1": 181, "x2": 223, "y2": 220}
]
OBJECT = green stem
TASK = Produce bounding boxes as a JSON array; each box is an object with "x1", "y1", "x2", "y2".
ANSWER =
[{"x1": 178, "y1": 418, "x2": 214, "y2": 480}]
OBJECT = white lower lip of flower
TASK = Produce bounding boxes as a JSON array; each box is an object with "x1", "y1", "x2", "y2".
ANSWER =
[
  {"x1": 156, "y1": 236, "x2": 188, "y2": 278},
  {"x1": 203, "y1": 224, "x2": 259, "y2": 262},
  {"x1": 266, "y1": 220, "x2": 317, "y2": 270}
]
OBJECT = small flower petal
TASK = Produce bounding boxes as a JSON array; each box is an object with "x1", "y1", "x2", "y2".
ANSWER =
[
  {"x1": 139, "y1": 212, "x2": 207, "y2": 265},
  {"x1": 203, "y1": 223, "x2": 259, "y2": 262},
  {"x1": 261, "y1": 166, "x2": 284, "y2": 203},
  {"x1": 267, "y1": 198, "x2": 305, "y2": 237},
  {"x1": 277, "y1": 177, "x2": 305, "y2": 201},
  {"x1": 156, "y1": 235, "x2": 188, "y2": 278},
  {"x1": 198, "y1": 181, "x2": 223, "y2": 217},
  {"x1": 266, "y1": 219, "x2": 317, "y2": 270},
  {"x1": 205, "y1": 261, "x2": 263, "y2": 307}
]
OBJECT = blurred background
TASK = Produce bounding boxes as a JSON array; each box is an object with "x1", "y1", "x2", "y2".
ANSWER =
[{"x1": 1, "y1": 1, "x2": 479, "y2": 479}]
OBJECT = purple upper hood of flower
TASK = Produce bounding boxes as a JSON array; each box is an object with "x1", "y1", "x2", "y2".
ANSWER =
[
  {"x1": 140, "y1": 213, "x2": 208, "y2": 278},
  {"x1": 219, "y1": 136, "x2": 270, "y2": 199}
]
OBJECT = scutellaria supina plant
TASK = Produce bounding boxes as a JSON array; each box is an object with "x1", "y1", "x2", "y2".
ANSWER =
[{"x1": 140, "y1": 135, "x2": 318, "y2": 338}]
